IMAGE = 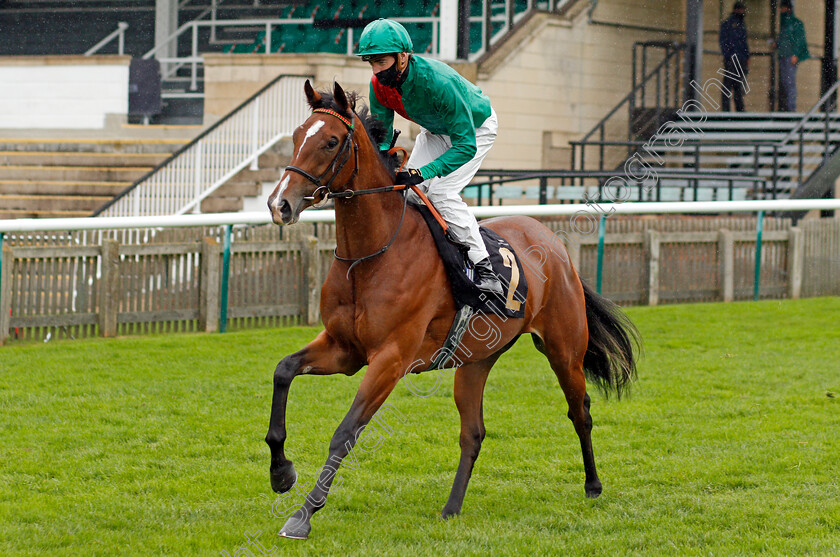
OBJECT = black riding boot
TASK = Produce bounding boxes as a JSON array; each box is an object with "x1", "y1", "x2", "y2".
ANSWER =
[{"x1": 473, "y1": 257, "x2": 504, "y2": 296}]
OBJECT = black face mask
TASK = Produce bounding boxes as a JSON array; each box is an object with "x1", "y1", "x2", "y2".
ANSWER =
[
  {"x1": 375, "y1": 63, "x2": 401, "y2": 88},
  {"x1": 376, "y1": 60, "x2": 408, "y2": 89}
]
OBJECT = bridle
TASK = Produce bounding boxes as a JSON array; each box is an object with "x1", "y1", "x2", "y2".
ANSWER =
[
  {"x1": 284, "y1": 107, "x2": 410, "y2": 277},
  {"x1": 285, "y1": 108, "x2": 360, "y2": 205}
]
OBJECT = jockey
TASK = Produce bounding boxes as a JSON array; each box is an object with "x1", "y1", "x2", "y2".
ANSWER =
[{"x1": 356, "y1": 18, "x2": 503, "y2": 296}]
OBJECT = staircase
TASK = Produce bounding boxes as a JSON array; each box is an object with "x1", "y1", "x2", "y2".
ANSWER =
[
  {"x1": 637, "y1": 111, "x2": 840, "y2": 199},
  {"x1": 573, "y1": 42, "x2": 840, "y2": 203}
]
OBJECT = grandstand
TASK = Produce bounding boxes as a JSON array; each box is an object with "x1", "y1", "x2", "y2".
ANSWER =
[{"x1": 0, "y1": 0, "x2": 838, "y2": 220}]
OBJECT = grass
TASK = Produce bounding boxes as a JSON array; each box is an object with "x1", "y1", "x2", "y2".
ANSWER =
[{"x1": 1, "y1": 298, "x2": 839, "y2": 556}]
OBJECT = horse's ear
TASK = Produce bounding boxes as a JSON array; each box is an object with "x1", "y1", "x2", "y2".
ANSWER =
[
  {"x1": 333, "y1": 81, "x2": 352, "y2": 113},
  {"x1": 304, "y1": 79, "x2": 321, "y2": 108}
]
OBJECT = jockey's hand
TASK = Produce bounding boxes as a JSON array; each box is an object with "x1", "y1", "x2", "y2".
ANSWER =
[{"x1": 395, "y1": 168, "x2": 425, "y2": 186}]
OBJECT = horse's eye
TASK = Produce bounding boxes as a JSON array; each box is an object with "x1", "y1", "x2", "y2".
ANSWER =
[{"x1": 326, "y1": 137, "x2": 339, "y2": 149}]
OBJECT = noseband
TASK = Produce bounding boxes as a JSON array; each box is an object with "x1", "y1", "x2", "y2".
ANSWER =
[{"x1": 285, "y1": 108, "x2": 359, "y2": 204}]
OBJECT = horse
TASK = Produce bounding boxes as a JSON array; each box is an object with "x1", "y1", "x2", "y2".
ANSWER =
[{"x1": 265, "y1": 81, "x2": 639, "y2": 540}]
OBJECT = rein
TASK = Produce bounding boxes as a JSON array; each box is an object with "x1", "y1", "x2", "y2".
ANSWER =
[{"x1": 287, "y1": 107, "x2": 447, "y2": 278}]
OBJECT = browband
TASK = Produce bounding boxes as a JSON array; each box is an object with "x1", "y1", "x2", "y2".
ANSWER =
[{"x1": 313, "y1": 108, "x2": 354, "y2": 129}]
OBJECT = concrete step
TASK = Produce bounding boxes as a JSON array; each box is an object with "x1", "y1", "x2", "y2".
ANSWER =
[
  {"x1": 212, "y1": 182, "x2": 263, "y2": 197},
  {"x1": 0, "y1": 209, "x2": 92, "y2": 219},
  {"x1": 643, "y1": 155, "x2": 827, "y2": 166},
  {"x1": 642, "y1": 144, "x2": 829, "y2": 154},
  {"x1": 232, "y1": 167, "x2": 283, "y2": 183},
  {"x1": 0, "y1": 165, "x2": 153, "y2": 182},
  {"x1": 257, "y1": 151, "x2": 291, "y2": 168},
  {"x1": 0, "y1": 138, "x2": 188, "y2": 154},
  {"x1": 0, "y1": 194, "x2": 112, "y2": 212},
  {"x1": 0, "y1": 180, "x2": 131, "y2": 196},
  {"x1": 200, "y1": 196, "x2": 243, "y2": 213},
  {"x1": 654, "y1": 132, "x2": 840, "y2": 142},
  {"x1": 0, "y1": 151, "x2": 170, "y2": 167}
]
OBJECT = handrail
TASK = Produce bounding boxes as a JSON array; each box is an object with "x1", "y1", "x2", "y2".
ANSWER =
[
  {"x1": 85, "y1": 22, "x2": 129, "y2": 56},
  {"x1": 778, "y1": 80, "x2": 840, "y2": 145},
  {"x1": 580, "y1": 45, "x2": 683, "y2": 143},
  {"x1": 93, "y1": 74, "x2": 312, "y2": 218}
]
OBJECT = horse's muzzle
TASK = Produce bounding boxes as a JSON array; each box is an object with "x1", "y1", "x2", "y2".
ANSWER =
[{"x1": 269, "y1": 196, "x2": 297, "y2": 225}]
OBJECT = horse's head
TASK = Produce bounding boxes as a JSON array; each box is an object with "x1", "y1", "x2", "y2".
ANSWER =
[{"x1": 268, "y1": 80, "x2": 358, "y2": 225}]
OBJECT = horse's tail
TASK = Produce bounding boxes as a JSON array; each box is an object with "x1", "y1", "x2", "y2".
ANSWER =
[{"x1": 581, "y1": 280, "x2": 640, "y2": 399}]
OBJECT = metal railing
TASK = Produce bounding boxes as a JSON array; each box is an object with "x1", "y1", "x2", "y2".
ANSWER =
[
  {"x1": 84, "y1": 22, "x2": 129, "y2": 56},
  {"x1": 94, "y1": 74, "x2": 311, "y2": 218},
  {"x1": 571, "y1": 80, "x2": 840, "y2": 199},
  {"x1": 470, "y1": 169, "x2": 768, "y2": 205},
  {"x1": 776, "y1": 80, "x2": 840, "y2": 187},
  {"x1": 573, "y1": 42, "x2": 685, "y2": 173},
  {"x1": 144, "y1": 17, "x2": 317, "y2": 95},
  {"x1": 143, "y1": 0, "x2": 575, "y2": 97}
]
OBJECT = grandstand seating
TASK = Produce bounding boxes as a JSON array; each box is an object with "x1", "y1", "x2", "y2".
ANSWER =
[
  {"x1": 0, "y1": 0, "x2": 539, "y2": 58},
  {"x1": 0, "y1": 138, "x2": 184, "y2": 219},
  {"x1": 0, "y1": 136, "x2": 295, "y2": 218},
  {"x1": 634, "y1": 112, "x2": 840, "y2": 199}
]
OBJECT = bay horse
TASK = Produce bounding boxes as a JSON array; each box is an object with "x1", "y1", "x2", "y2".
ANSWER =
[{"x1": 265, "y1": 81, "x2": 639, "y2": 540}]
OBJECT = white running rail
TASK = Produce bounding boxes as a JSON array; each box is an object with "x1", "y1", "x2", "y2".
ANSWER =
[
  {"x1": 11, "y1": 200, "x2": 839, "y2": 233},
  {"x1": 95, "y1": 75, "x2": 311, "y2": 218}
]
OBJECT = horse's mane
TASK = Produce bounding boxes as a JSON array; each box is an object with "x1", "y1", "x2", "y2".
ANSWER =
[{"x1": 310, "y1": 89, "x2": 400, "y2": 175}]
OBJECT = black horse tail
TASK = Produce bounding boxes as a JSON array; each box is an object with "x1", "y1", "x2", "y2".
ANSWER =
[{"x1": 581, "y1": 280, "x2": 640, "y2": 399}]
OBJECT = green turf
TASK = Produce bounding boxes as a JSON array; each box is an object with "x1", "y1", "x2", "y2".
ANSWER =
[{"x1": 1, "y1": 298, "x2": 839, "y2": 556}]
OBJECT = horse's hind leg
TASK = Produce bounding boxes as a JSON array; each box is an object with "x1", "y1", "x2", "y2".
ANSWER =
[
  {"x1": 534, "y1": 333, "x2": 602, "y2": 498},
  {"x1": 266, "y1": 330, "x2": 363, "y2": 494},
  {"x1": 441, "y1": 355, "x2": 498, "y2": 519}
]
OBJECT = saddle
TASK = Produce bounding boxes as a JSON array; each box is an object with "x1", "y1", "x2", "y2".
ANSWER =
[{"x1": 411, "y1": 202, "x2": 528, "y2": 319}]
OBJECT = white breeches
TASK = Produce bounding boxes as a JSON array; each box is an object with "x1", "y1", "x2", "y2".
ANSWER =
[{"x1": 405, "y1": 109, "x2": 497, "y2": 263}]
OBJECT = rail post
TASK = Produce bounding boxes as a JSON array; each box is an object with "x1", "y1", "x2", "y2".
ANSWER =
[
  {"x1": 753, "y1": 210, "x2": 765, "y2": 301},
  {"x1": 0, "y1": 240, "x2": 11, "y2": 345},
  {"x1": 645, "y1": 229, "x2": 660, "y2": 306},
  {"x1": 787, "y1": 226, "x2": 804, "y2": 299},
  {"x1": 596, "y1": 213, "x2": 606, "y2": 294},
  {"x1": 719, "y1": 229, "x2": 734, "y2": 302},
  {"x1": 199, "y1": 237, "x2": 222, "y2": 333},
  {"x1": 98, "y1": 239, "x2": 120, "y2": 337},
  {"x1": 219, "y1": 225, "x2": 232, "y2": 333},
  {"x1": 302, "y1": 236, "x2": 322, "y2": 326}
]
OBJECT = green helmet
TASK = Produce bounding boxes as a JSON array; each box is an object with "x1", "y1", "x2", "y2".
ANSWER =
[{"x1": 356, "y1": 19, "x2": 413, "y2": 58}]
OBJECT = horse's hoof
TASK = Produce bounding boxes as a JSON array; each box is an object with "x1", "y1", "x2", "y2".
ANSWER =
[
  {"x1": 585, "y1": 480, "x2": 602, "y2": 499},
  {"x1": 270, "y1": 460, "x2": 297, "y2": 494},
  {"x1": 278, "y1": 512, "x2": 311, "y2": 540},
  {"x1": 441, "y1": 506, "x2": 460, "y2": 519}
]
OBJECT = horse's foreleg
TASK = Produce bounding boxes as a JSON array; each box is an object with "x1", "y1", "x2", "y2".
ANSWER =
[
  {"x1": 278, "y1": 349, "x2": 406, "y2": 540},
  {"x1": 441, "y1": 356, "x2": 497, "y2": 519},
  {"x1": 266, "y1": 330, "x2": 362, "y2": 494}
]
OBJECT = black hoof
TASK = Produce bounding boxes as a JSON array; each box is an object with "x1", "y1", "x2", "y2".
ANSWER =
[
  {"x1": 279, "y1": 511, "x2": 311, "y2": 540},
  {"x1": 585, "y1": 481, "x2": 602, "y2": 499},
  {"x1": 441, "y1": 506, "x2": 460, "y2": 519},
  {"x1": 270, "y1": 460, "x2": 297, "y2": 494}
]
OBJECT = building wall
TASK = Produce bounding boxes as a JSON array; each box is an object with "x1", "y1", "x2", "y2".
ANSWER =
[{"x1": 0, "y1": 56, "x2": 130, "y2": 129}]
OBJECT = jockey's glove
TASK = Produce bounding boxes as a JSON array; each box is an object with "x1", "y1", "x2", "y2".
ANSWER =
[{"x1": 395, "y1": 168, "x2": 425, "y2": 186}]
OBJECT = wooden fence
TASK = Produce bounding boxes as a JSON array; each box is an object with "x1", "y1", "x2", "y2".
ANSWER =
[{"x1": 0, "y1": 216, "x2": 837, "y2": 344}]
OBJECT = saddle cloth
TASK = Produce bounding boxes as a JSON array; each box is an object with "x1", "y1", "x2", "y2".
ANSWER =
[{"x1": 412, "y1": 202, "x2": 527, "y2": 319}]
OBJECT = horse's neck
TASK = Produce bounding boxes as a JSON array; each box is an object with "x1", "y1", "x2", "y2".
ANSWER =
[{"x1": 334, "y1": 142, "x2": 407, "y2": 260}]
